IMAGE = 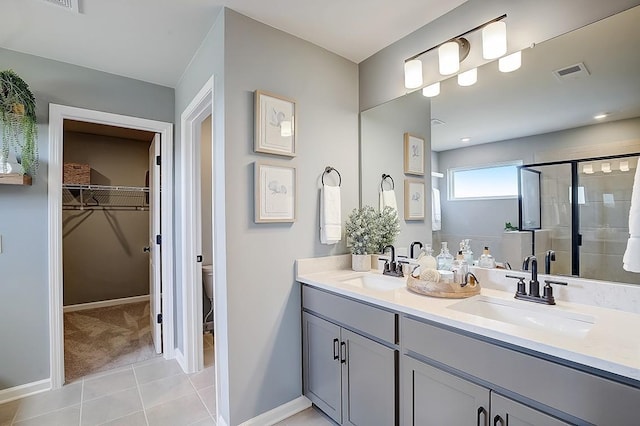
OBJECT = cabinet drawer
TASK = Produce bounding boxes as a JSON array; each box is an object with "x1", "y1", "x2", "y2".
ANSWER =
[
  {"x1": 302, "y1": 285, "x2": 397, "y2": 344},
  {"x1": 403, "y1": 316, "x2": 640, "y2": 425}
]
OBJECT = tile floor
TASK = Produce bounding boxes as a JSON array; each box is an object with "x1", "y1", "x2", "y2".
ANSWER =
[
  {"x1": 0, "y1": 333, "x2": 332, "y2": 426},
  {"x1": 0, "y1": 335, "x2": 217, "y2": 426}
]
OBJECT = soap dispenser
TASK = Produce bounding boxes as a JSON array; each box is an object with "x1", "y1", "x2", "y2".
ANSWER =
[
  {"x1": 436, "y1": 242, "x2": 454, "y2": 271},
  {"x1": 451, "y1": 251, "x2": 469, "y2": 285},
  {"x1": 419, "y1": 244, "x2": 438, "y2": 270},
  {"x1": 478, "y1": 246, "x2": 496, "y2": 268}
]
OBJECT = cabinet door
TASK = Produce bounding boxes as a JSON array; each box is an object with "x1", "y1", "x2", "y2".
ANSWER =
[
  {"x1": 491, "y1": 393, "x2": 571, "y2": 426},
  {"x1": 302, "y1": 313, "x2": 342, "y2": 423},
  {"x1": 342, "y1": 329, "x2": 397, "y2": 426},
  {"x1": 403, "y1": 356, "x2": 490, "y2": 426}
]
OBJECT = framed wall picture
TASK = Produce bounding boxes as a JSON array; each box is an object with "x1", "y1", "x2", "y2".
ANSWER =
[
  {"x1": 404, "y1": 133, "x2": 425, "y2": 176},
  {"x1": 254, "y1": 162, "x2": 296, "y2": 223},
  {"x1": 404, "y1": 179, "x2": 425, "y2": 221},
  {"x1": 254, "y1": 90, "x2": 296, "y2": 157}
]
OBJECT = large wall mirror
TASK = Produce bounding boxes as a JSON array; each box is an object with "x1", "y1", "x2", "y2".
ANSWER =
[{"x1": 360, "y1": 5, "x2": 640, "y2": 284}]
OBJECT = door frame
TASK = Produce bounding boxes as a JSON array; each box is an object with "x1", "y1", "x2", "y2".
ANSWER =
[
  {"x1": 48, "y1": 104, "x2": 175, "y2": 389},
  {"x1": 179, "y1": 77, "x2": 213, "y2": 373}
]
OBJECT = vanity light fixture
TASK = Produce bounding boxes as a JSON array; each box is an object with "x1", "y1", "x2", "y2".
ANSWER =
[
  {"x1": 403, "y1": 14, "x2": 506, "y2": 89},
  {"x1": 404, "y1": 59, "x2": 423, "y2": 89},
  {"x1": 582, "y1": 164, "x2": 594, "y2": 174},
  {"x1": 422, "y1": 82, "x2": 441, "y2": 97},
  {"x1": 499, "y1": 51, "x2": 522, "y2": 72},
  {"x1": 601, "y1": 162, "x2": 612, "y2": 173},
  {"x1": 620, "y1": 160, "x2": 630, "y2": 172},
  {"x1": 482, "y1": 21, "x2": 507, "y2": 59},
  {"x1": 458, "y1": 68, "x2": 478, "y2": 86}
]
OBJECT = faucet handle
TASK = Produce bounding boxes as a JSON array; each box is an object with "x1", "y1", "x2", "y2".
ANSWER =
[
  {"x1": 506, "y1": 274, "x2": 527, "y2": 296},
  {"x1": 542, "y1": 280, "x2": 567, "y2": 304}
]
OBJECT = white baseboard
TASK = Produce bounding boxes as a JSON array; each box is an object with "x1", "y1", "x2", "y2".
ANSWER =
[
  {"x1": 63, "y1": 295, "x2": 150, "y2": 313},
  {"x1": 239, "y1": 396, "x2": 312, "y2": 426},
  {"x1": 0, "y1": 379, "x2": 51, "y2": 404},
  {"x1": 175, "y1": 348, "x2": 188, "y2": 373}
]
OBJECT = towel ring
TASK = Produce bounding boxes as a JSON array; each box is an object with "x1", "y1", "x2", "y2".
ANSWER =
[
  {"x1": 381, "y1": 174, "x2": 394, "y2": 191},
  {"x1": 322, "y1": 166, "x2": 342, "y2": 186}
]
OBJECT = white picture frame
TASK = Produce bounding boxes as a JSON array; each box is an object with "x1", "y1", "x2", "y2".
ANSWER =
[
  {"x1": 404, "y1": 133, "x2": 425, "y2": 176},
  {"x1": 255, "y1": 90, "x2": 296, "y2": 157},
  {"x1": 255, "y1": 162, "x2": 296, "y2": 223},
  {"x1": 404, "y1": 179, "x2": 425, "y2": 221}
]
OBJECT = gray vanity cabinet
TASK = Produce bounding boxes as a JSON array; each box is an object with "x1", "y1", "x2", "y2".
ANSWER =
[
  {"x1": 302, "y1": 285, "x2": 398, "y2": 425},
  {"x1": 403, "y1": 356, "x2": 490, "y2": 425},
  {"x1": 403, "y1": 357, "x2": 570, "y2": 426},
  {"x1": 491, "y1": 393, "x2": 569, "y2": 426}
]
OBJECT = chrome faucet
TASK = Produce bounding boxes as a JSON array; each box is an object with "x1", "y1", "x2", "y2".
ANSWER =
[{"x1": 382, "y1": 245, "x2": 403, "y2": 277}]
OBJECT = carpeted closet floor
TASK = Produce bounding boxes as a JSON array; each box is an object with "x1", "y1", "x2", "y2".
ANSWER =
[{"x1": 64, "y1": 301, "x2": 157, "y2": 382}]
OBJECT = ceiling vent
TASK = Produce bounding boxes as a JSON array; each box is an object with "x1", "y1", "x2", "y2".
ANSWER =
[
  {"x1": 431, "y1": 118, "x2": 446, "y2": 126},
  {"x1": 42, "y1": 0, "x2": 80, "y2": 13},
  {"x1": 553, "y1": 62, "x2": 590, "y2": 81}
]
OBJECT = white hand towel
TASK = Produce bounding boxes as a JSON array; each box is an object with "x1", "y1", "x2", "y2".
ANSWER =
[
  {"x1": 379, "y1": 189, "x2": 398, "y2": 213},
  {"x1": 623, "y1": 164, "x2": 640, "y2": 272},
  {"x1": 320, "y1": 185, "x2": 341, "y2": 244},
  {"x1": 432, "y1": 187, "x2": 442, "y2": 231}
]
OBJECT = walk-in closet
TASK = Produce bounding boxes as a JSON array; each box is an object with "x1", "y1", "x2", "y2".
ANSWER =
[{"x1": 61, "y1": 120, "x2": 158, "y2": 382}]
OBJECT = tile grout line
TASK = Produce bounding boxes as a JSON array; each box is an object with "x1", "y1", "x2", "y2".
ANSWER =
[
  {"x1": 131, "y1": 367, "x2": 150, "y2": 426},
  {"x1": 79, "y1": 379, "x2": 84, "y2": 426},
  {"x1": 189, "y1": 374, "x2": 215, "y2": 423}
]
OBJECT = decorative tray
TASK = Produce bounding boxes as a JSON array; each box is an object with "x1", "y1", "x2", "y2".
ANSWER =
[{"x1": 406, "y1": 274, "x2": 480, "y2": 298}]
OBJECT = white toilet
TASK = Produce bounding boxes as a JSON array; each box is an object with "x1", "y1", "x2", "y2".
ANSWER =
[
  {"x1": 202, "y1": 264, "x2": 214, "y2": 303},
  {"x1": 203, "y1": 265, "x2": 214, "y2": 329}
]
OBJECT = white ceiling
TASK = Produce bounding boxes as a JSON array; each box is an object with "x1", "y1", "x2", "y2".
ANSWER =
[{"x1": 0, "y1": 0, "x2": 466, "y2": 88}]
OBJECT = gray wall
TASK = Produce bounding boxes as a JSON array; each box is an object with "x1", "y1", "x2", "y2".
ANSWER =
[
  {"x1": 359, "y1": 0, "x2": 640, "y2": 111},
  {"x1": 223, "y1": 9, "x2": 359, "y2": 423},
  {"x1": 0, "y1": 48, "x2": 173, "y2": 391},
  {"x1": 361, "y1": 90, "x2": 432, "y2": 254},
  {"x1": 436, "y1": 117, "x2": 640, "y2": 263},
  {"x1": 62, "y1": 132, "x2": 151, "y2": 305}
]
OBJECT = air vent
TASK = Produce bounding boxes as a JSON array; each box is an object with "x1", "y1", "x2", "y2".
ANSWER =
[
  {"x1": 42, "y1": 0, "x2": 80, "y2": 13},
  {"x1": 553, "y1": 62, "x2": 590, "y2": 81},
  {"x1": 431, "y1": 118, "x2": 446, "y2": 126}
]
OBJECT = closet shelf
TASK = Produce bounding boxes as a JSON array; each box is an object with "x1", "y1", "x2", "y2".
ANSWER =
[{"x1": 62, "y1": 184, "x2": 150, "y2": 210}]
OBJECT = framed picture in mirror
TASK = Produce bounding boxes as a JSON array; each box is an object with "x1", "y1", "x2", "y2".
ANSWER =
[
  {"x1": 404, "y1": 179, "x2": 425, "y2": 221},
  {"x1": 254, "y1": 90, "x2": 296, "y2": 157},
  {"x1": 404, "y1": 133, "x2": 425, "y2": 175}
]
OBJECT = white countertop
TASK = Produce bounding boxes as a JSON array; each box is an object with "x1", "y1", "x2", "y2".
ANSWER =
[{"x1": 297, "y1": 264, "x2": 640, "y2": 383}]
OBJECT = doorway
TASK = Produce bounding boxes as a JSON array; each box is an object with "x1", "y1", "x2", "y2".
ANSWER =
[{"x1": 48, "y1": 104, "x2": 175, "y2": 389}]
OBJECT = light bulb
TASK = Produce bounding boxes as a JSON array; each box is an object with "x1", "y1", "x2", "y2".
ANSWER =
[
  {"x1": 422, "y1": 82, "x2": 440, "y2": 97},
  {"x1": 439, "y1": 41, "x2": 460, "y2": 75},
  {"x1": 499, "y1": 51, "x2": 521, "y2": 73},
  {"x1": 458, "y1": 68, "x2": 477, "y2": 86},
  {"x1": 404, "y1": 59, "x2": 423, "y2": 89},
  {"x1": 482, "y1": 21, "x2": 507, "y2": 59}
]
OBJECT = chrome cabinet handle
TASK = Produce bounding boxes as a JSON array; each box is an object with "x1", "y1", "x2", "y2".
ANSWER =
[
  {"x1": 340, "y1": 342, "x2": 346, "y2": 364},
  {"x1": 477, "y1": 407, "x2": 487, "y2": 426},
  {"x1": 493, "y1": 415, "x2": 504, "y2": 426},
  {"x1": 333, "y1": 338, "x2": 339, "y2": 360}
]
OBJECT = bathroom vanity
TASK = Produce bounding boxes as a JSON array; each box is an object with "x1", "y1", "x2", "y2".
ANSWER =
[{"x1": 297, "y1": 255, "x2": 640, "y2": 426}]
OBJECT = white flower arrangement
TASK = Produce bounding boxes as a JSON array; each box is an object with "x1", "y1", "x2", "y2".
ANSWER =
[{"x1": 345, "y1": 205, "x2": 400, "y2": 255}]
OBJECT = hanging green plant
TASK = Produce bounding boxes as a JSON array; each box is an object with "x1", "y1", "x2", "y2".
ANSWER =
[{"x1": 0, "y1": 69, "x2": 38, "y2": 176}]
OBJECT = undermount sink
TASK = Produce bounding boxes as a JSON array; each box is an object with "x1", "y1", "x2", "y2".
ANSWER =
[
  {"x1": 340, "y1": 273, "x2": 406, "y2": 291},
  {"x1": 448, "y1": 295, "x2": 595, "y2": 337}
]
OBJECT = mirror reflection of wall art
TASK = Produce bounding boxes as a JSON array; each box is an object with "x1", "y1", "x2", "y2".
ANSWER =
[
  {"x1": 404, "y1": 179, "x2": 425, "y2": 221},
  {"x1": 255, "y1": 162, "x2": 296, "y2": 223},
  {"x1": 254, "y1": 90, "x2": 296, "y2": 157},
  {"x1": 404, "y1": 133, "x2": 425, "y2": 176}
]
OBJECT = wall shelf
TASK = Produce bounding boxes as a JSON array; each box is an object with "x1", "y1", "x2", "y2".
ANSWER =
[
  {"x1": 62, "y1": 184, "x2": 149, "y2": 210},
  {"x1": 0, "y1": 173, "x2": 32, "y2": 186}
]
